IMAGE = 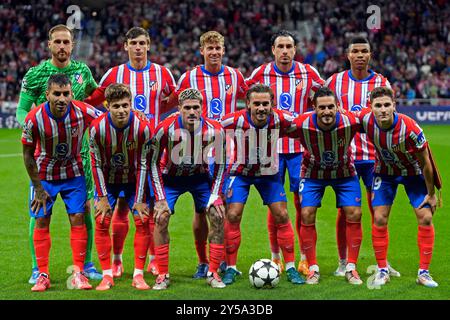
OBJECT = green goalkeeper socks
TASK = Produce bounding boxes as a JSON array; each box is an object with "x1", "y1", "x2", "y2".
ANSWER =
[{"x1": 29, "y1": 217, "x2": 38, "y2": 269}]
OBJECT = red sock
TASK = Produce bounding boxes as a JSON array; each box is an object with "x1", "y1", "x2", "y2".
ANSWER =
[
  {"x1": 300, "y1": 223, "x2": 317, "y2": 266},
  {"x1": 112, "y1": 206, "x2": 129, "y2": 256},
  {"x1": 276, "y1": 222, "x2": 296, "y2": 264},
  {"x1": 418, "y1": 225, "x2": 435, "y2": 270},
  {"x1": 372, "y1": 224, "x2": 388, "y2": 269},
  {"x1": 71, "y1": 225, "x2": 87, "y2": 272},
  {"x1": 336, "y1": 208, "x2": 347, "y2": 260},
  {"x1": 133, "y1": 216, "x2": 150, "y2": 270},
  {"x1": 224, "y1": 220, "x2": 241, "y2": 266},
  {"x1": 209, "y1": 243, "x2": 225, "y2": 272},
  {"x1": 95, "y1": 215, "x2": 112, "y2": 271},
  {"x1": 346, "y1": 220, "x2": 362, "y2": 264},
  {"x1": 34, "y1": 227, "x2": 51, "y2": 275},
  {"x1": 267, "y1": 209, "x2": 279, "y2": 253},
  {"x1": 155, "y1": 244, "x2": 169, "y2": 274},
  {"x1": 293, "y1": 193, "x2": 302, "y2": 249},
  {"x1": 367, "y1": 190, "x2": 375, "y2": 224},
  {"x1": 148, "y1": 211, "x2": 155, "y2": 256}
]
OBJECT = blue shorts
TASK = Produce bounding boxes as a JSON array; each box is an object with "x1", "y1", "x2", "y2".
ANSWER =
[
  {"x1": 94, "y1": 183, "x2": 150, "y2": 215},
  {"x1": 299, "y1": 176, "x2": 362, "y2": 208},
  {"x1": 371, "y1": 174, "x2": 430, "y2": 208},
  {"x1": 279, "y1": 153, "x2": 302, "y2": 193},
  {"x1": 355, "y1": 161, "x2": 375, "y2": 189},
  {"x1": 29, "y1": 176, "x2": 87, "y2": 218},
  {"x1": 163, "y1": 174, "x2": 211, "y2": 214},
  {"x1": 224, "y1": 174, "x2": 287, "y2": 205}
]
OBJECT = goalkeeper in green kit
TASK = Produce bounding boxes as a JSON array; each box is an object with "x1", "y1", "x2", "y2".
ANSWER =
[{"x1": 16, "y1": 24, "x2": 102, "y2": 283}]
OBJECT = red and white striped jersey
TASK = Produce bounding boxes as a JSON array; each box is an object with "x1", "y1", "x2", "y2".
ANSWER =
[
  {"x1": 326, "y1": 69, "x2": 391, "y2": 162},
  {"x1": 221, "y1": 108, "x2": 295, "y2": 177},
  {"x1": 150, "y1": 116, "x2": 226, "y2": 201},
  {"x1": 289, "y1": 112, "x2": 361, "y2": 179},
  {"x1": 246, "y1": 61, "x2": 325, "y2": 154},
  {"x1": 99, "y1": 61, "x2": 176, "y2": 128},
  {"x1": 89, "y1": 112, "x2": 152, "y2": 203},
  {"x1": 21, "y1": 101, "x2": 100, "y2": 181},
  {"x1": 176, "y1": 65, "x2": 247, "y2": 120},
  {"x1": 359, "y1": 112, "x2": 428, "y2": 176}
]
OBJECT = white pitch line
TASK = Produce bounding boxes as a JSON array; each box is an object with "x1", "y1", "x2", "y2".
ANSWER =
[{"x1": 0, "y1": 153, "x2": 22, "y2": 158}]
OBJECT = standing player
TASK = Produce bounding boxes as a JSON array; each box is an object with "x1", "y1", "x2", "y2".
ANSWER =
[
  {"x1": 291, "y1": 87, "x2": 364, "y2": 285},
  {"x1": 150, "y1": 88, "x2": 227, "y2": 290},
  {"x1": 220, "y1": 84, "x2": 305, "y2": 285},
  {"x1": 246, "y1": 30, "x2": 324, "y2": 274},
  {"x1": 173, "y1": 31, "x2": 248, "y2": 278},
  {"x1": 22, "y1": 74, "x2": 99, "y2": 292},
  {"x1": 86, "y1": 27, "x2": 176, "y2": 277},
  {"x1": 89, "y1": 84, "x2": 153, "y2": 291},
  {"x1": 357, "y1": 87, "x2": 439, "y2": 287},
  {"x1": 326, "y1": 37, "x2": 400, "y2": 277},
  {"x1": 16, "y1": 24, "x2": 101, "y2": 283}
]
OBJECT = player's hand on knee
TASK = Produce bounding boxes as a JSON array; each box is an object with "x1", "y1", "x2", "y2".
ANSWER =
[
  {"x1": 154, "y1": 200, "x2": 170, "y2": 225},
  {"x1": 207, "y1": 194, "x2": 225, "y2": 219},
  {"x1": 418, "y1": 194, "x2": 437, "y2": 213},
  {"x1": 95, "y1": 196, "x2": 112, "y2": 224},
  {"x1": 133, "y1": 202, "x2": 149, "y2": 223},
  {"x1": 31, "y1": 185, "x2": 51, "y2": 216}
]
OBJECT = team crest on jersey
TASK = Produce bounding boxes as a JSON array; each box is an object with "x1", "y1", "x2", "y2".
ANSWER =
[
  {"x1": 74, "y1": 73, "x2": 83, "y2": 84},
  {"x1": 149, "y1": 81, "x2": 158, "y2": 91},
  {"x1": 126, "y1": 141, "x2": 136, "y2": 150},
  {"x1": 295, "y1": 79, "x2": 303, "y2": 91},
  {"x1": 225, "y1": 84, "x2": 233, "y2": 95},
  {"x1": 70, "y1": 126, "x2": 79, "y2": 137},
  {"x1": 338, "y1": 138, "x2": 345, "y2": 147}
]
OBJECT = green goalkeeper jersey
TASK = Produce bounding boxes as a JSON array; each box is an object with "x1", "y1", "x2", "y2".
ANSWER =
[{"x1": 17, "y1": 59, "x2": 97, "y2": 125}]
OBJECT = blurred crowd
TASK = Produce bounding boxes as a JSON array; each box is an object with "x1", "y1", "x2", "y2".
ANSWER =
[{"x1": 0, "y1": 0, "x2": 448, "y2": 105}]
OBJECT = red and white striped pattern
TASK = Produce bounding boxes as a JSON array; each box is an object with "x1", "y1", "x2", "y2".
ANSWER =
[
  {"x1": 89, "y1": 112, "x2": 152, "y2": 202},
  {"x1": 360, "y1": 112, "x2": 427, "y2": 176},
  {"x1": 176, "y1": 65, "x2": 247, "y2": 120},
  {"x1": 246, "y1": 61, "x2": 325, "y2": 154},
  {"x1": 100, "y1": 62, "x2": 176, "y2": 128},
  {"x1": 221, "y1": 108, "x2": 296, "y2": 176},
  {"x1": 150, "y1": 116, "x2": 226, "y2": 201},
  {"x1": 326, "y1": 70, "x2": 391, "y2": 162},
  {"x1": 21, "y1": 101, "x2": 99, "y2": 181},
  {"x1": 291, "y1": 112, "x2": 361, "y2": 179}
]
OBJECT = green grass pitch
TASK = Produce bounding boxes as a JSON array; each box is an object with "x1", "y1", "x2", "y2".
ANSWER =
[{"x1": 0, "y1": 126, "x2": 449, "y2": 300}]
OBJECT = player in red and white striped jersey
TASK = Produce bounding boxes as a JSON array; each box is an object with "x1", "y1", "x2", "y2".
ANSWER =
[
  {"x1": 325, "y1": 37, "x2": 399, "y2": 278},
  {"x1": 150, "y1": 88, "x2": 227, "y2": 289},
  {"x1": 246, "y1": 30, "x2": 324, "y2": 274},
  {"x1": 89, "y1": 84, "x2": 153, "y2": 291},
  {"x1": 220, "y1": 84, "x2": 305, "y2": 285},
  {"x1": 86, "y1": 27, "x2": 176, "y2": 276},
  {"x1": 288, "y1": 87, "x2": 364, "y2": 285},
  {"x1": 168, "y1": 31, "x2": 247, "y2": 278},
  {"x1": 22, "y1": 74, "x2": 100, "y2": 292},
  {"x1": 357, "y1": 87, "x2": 439, "y2": 288}
]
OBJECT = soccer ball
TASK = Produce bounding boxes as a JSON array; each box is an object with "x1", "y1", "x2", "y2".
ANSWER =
[{"x1": 248, "y1": 259, "x2": 280, "y2": 289}]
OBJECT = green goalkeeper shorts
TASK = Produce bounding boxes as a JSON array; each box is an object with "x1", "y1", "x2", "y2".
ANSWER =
[{"x1": 81, "y1": 134, "x2": 94, "y2": 200}]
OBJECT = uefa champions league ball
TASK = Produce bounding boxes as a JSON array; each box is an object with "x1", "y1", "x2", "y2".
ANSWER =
[{"x1": 248, "y1": 259, "x2": 280, "y2": 289}]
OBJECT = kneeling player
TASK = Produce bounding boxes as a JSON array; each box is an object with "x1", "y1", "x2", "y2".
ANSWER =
[
  {"x1": 150, "y1": 88, "x2": 227, "y2": 290},
  {"x1": 90, "y1": 84, "x2": 152, "y2": 290},
  {"x1": 22, "y1": 74, "x2": 99, "y2": 291},
  {"x1": 358, "y1": 87, "x2": 440, "y2": 287},
  {"x1": 292, "y1": 87, "x2": 364, "y2": 285},
  {"x1": 220, "y1": 84, "x2": 305, "y2": 285}
]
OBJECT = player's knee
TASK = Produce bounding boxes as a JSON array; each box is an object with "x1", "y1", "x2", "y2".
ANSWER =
[
  {"x1": 69, "y1": 213, "x2": 85, "y2": 226},
  {"x1": 345, "y1": 207, "x2": 362, "y2": 222},
  {"x1": 84, "y1": 201, "x2": 91, "y2": 214},
  {"x1": 419, "y1": 213, "x2": 433, "y2": 226},
  {"x1": 35, "y1": 217, "x2": 50, "y2": 229},
  {"x1": 226, "y1": 210, "x2": 241, "y2": 223},
  {"x1": 272, "y1": 208, "x2": 290, "y2": 224},
  {"x1": 373, "y1": 214, "x2": 387, "y2": 226}
]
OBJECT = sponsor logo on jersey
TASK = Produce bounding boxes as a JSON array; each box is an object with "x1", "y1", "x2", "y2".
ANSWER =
[
  {"x1": 351, "y1": 104, "x2": 363, "y2": 111},
  {"x1": 279, "y1": 92, "x2": 292, "y2": 110},
  {"x1": 55, "y1": 143, "x2": 69, "y2": 159},
  {"x1": 210, "y1": 98, "x2": 223, "y2": 116},
  {"x1": 111, "y1": 153, "x2": 126, "y2": 167}
]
